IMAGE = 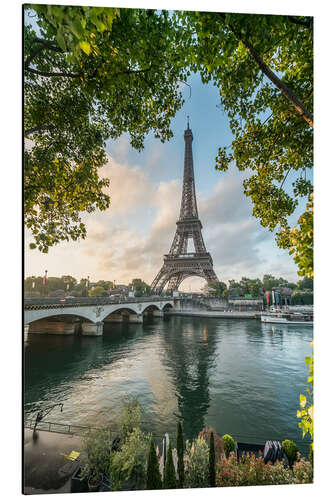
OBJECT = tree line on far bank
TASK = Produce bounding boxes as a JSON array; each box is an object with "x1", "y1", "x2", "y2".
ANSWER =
[{"x1": 24, "y1": 274, "x2": 313, "y2": 304}]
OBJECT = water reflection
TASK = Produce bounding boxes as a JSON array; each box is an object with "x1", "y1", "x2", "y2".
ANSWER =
[
  {"x1": 24, "y1": 316, "x2": 313, "y2": 452},
  {"x1": 159, "y1": 317, "x2": 219, "y2": 439}
]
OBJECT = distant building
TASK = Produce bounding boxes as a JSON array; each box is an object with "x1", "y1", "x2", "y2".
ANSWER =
[{"x1": 228, "y1": 297, "x2": 264, "y2": 311}]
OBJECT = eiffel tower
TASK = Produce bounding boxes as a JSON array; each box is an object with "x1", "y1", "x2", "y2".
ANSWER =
[{"x1": 151, "y1": 120, "x2": 219, "y2": 294}]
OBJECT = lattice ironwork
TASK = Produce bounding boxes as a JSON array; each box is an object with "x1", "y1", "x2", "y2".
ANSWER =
[{"x1": 151, "y1": 123, "x2": 219, "y2": 294}]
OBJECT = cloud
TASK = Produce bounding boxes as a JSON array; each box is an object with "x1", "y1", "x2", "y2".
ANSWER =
[
  {"x1": 25, "y1": 151, "x2": 298, "y2": 288},
  {"x1": 99, "y1": 155, "x2": 155, "y2": 217}
]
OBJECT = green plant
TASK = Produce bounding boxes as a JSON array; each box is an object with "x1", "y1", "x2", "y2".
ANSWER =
[
  {"x1": 163, "y1": 440, "x2": 177, "y2": 489},
  {"x1": 110, "y1": 427, "x2": 150, "y2": 491},
  {"x1": 118, "y1": 396, "x2": 143, "y2": 441},
  {"x1": 297, "y1": 346, "x2": 313, "y2": 452},
  {"x1": 209, "y1": 431, "x2": 216, "y2": 487},
  {"x1": 292, "y1": 457, "x2": 313, "y2": 484},
  {"x1": 146, "y1": 438, "x2": 162, "y2": 490},
  {"x1": 176, "y1": 421, "x2": 184, "y2": 488},
  {"x1": 222, "y1": 434, "x2": 235, "y2": 457},
  {"x1": 199, "y1": 426, "x2": 224, "y2": 460},
  {"x1": 282, "y1": 440, "x2": 299, "y2": 467},
  {"x1": 184, "y1": 437, "x2": 209, "y2": 488},
  {"x1": 216, "y1": 452, "x2": 294, "y2": 487},
  {"x1": 80, "y1": 428, "x2": 110, "y2": 484}
]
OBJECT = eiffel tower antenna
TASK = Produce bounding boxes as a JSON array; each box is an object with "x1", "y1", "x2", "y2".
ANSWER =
[
  {"x1": 187, "y1": 115, "x2": 190, "y2": 129},
  {"x1": 151, "y1": 125, "x2": 219, "y2": 294}
]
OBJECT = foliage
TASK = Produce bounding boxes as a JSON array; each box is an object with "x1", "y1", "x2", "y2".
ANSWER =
[
  {"x1": 297, "y1": 348, "x2": 313, "y2": 450},
  {"x1": 24, "y1": 274, "x2": 77, "y2": 296},
  {"x1": 129, "y1": 279, "x2": 151, "y2": 297},
  {"x1": 277, "y1": 195, "x2": 313, "y2": 278},
  {"x1": 176, "y1": 421, "x2": 184, "y2": 488},
  {"x1": 198, "y1": 426, "x2": 224, "y2": 461},
  {"x1": 184, "y1": 437, "x2": 209, "y2": 488},
  {"x1": 80, "y1": 428, "x2": 111, "y2": 483},
  {"x1": 146, "y1": 438, "x2": 162, "y2": 490},
  {"x1": 179, "y1": 12, "x2": 313, "y2": 276},
  {"x1": 163, "y1": 441, "x2": 177, "y2": 489},
  {"x1": 282, "y1": 440, "x2": 298, "y2": 466},
  {"x1": 110, "y1": 427, "x2": 150, "y2": 491},
  {"x1": 290, "y1": 290, "x2": 313, "y2": 305},
  {"x1": 207, "y1": 282, "x2": 227, "y2": 296},
  {"x1": 209, "y1": 431, "x2": 216, "y2": 487},
  {"x1": 292, "y1": 457, "x2": 313, "y2": 484},
  {"x1": 296, "y1": 276, "x2": 313, "y2": 290},
  {"x1": 218, "y1": 452, "x2": 295, "y2": 486},
  {"x1": 88, "y1": 285, "x2": 107, "y2": 297},
  {"x1": 24, "y1": 5, "x2": 187, "y2": 251},
  {"x1": 222, "y1": 434, "x2": 235, "y2": 457},
  {"x1": 118, "y1": 396, "x2": 143, "y2": 441}
]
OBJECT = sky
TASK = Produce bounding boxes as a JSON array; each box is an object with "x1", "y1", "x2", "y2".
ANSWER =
[
  {"x1": 24, "y1": 10, "x2": 306, "y2": 292},
  {"x1": 24, "y1": 73, "x2": 303, "y2": 291}
]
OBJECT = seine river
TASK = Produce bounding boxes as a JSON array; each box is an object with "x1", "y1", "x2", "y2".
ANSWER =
[{"x1": 24, "y1": 316, "x2": 313, "y2": 453}]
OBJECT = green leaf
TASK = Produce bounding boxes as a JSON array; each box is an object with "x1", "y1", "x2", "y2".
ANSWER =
[
  {"x1": 56, "y1": 29, "x2": 66, "y2": 51},
  {"x1": 79, "y1": 41, "x2": 91, "y2": 55}
]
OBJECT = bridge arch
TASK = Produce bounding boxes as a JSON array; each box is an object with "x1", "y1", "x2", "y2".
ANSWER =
[
  {"x1": 25, "y1": 308, "x2": 96, "y2": 324},
  {"x1": 101, "y1": 306, "x2": 139, "y2": 321}
]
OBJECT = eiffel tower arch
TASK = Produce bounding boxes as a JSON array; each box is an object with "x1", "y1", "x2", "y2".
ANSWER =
[{"x1": 151, "y1": 121, "x2": 219, "y2": 294}]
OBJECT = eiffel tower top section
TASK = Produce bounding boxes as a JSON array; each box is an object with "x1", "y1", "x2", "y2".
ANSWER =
[{"x1": 179, "y1": 119, "x2": 199, "y2": 220}]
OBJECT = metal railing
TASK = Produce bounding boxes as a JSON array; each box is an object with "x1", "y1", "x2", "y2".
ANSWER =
[{"x1": 24, "y1": 296, "x2": 174, "y2": 310}]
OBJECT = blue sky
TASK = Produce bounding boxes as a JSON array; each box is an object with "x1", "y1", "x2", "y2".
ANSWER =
[{"x1": 24, "y1": 10, "x2": 307, "y2": 291}]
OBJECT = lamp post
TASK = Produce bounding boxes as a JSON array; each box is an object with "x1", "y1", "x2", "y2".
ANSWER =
[{"x1": 42, "y1": 270, "x2": 48, "y2": 297}]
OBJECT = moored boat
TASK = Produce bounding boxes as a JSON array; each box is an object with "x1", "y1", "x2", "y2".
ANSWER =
[{"x1": 261, "y1": 312, "x2": 313, "y2": 325}]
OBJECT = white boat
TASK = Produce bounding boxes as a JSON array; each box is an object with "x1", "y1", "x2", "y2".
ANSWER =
[{"x1": 261, "y1": 313, "x2": 313, "y2": 325}]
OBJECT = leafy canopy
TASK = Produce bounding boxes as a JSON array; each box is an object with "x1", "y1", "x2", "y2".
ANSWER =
[
  {"x1": 24, "y1": 5, "x2": 187, "y2": 252},
  {"x1": 178, "y1": 12, "x2": 313, "y2": 277}
]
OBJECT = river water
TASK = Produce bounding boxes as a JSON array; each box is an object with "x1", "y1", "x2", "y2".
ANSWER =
[{"x1": 24, "y1": 316, "x2": 313, "y2": 453}]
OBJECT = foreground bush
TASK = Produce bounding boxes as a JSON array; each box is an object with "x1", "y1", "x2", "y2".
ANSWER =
[
  {"x1": 282, "y1": 439, "x2": 299, "y2": 467},
  {"x1": 184, "y1": 437, "x2": 209, "y2": 488},
  {"x1": 216, "y1": 452, "x2": 312, "y2": 487},
  {"x1": 293, "y1": 457, "x2": 313, "y2": 484},
  {"x1": 146, "y1": 438, "x2": 162, "y2": 490},
  {"x1": 199, "y1": 426, "x2": 224, "y2": 460},
  {"x1": 110, "y1": 428, "x2": 150, "y2": 491},
  {"x1": 163, "y1": 441, "x2": 177, "y2": 489},
  {"x1": 118, "y1": 396, "x2": 143, "y2": 440},
  {"x1": 222, "y1": 434, "x2": 235, "y2": 458}
]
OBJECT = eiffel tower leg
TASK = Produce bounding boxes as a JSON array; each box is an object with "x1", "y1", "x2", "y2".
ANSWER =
[
  {"x1": 202, "y1": 268, "x2": 219, "y2": 285},
  {"x1": 166, "y1": 274, "x2": 184, "y2": 294}
]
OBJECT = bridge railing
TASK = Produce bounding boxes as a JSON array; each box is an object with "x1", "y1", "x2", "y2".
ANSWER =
[{"x1": 24, "y1": 296, "x2": 174, "y2": 309}]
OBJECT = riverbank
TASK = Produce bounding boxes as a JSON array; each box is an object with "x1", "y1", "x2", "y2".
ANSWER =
[
  {"x1": 24, "y1": 429, "x2": 82, "y2": 494},
  {"x1": 166, "y1": 310, "x2": 260, "y2": 319}
]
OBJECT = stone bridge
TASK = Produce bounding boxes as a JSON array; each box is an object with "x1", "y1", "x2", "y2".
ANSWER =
[{"x1": 24, "y1": 297, "x2": 175, "y2": 336}]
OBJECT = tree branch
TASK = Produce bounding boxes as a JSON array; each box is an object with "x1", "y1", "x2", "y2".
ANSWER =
[
  {"x1": 288, "y1": 16, "x2": 313, "y2": 30},
  {"x1": 25, "y1": 67, "x2": 82, "y2": 78},
  {"x1": 25, "y1": 125, "x2": 55, "y2": 136},
  {"x1": 218, "y1": 13, "x2": 314, "y2": 128}
]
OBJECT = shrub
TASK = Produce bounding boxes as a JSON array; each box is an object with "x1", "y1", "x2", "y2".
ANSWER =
[
  {"x1": 146, "y1": 438, "x2": 162, "y2": 490},
  {"x1": 118, "y1": 396, "x2": 142, "y2": 441},
  {"x1": 216, "y1": 452, "x2": 294, "y2": 487},
  {"x1": 199, "y1": 426, "x2": 224, "y2": 461},
  {"x1": 209, "y1": 431, "x2": 216, "y2": 487},
  {"x1": 110, "y1": 428, "x2": 150, "y2": 491},
  {"x1": 163, "y1": 441, "x2": 177, "y2": 489},
  {"x1": 308, "y1": 444, "x2": 313, "y2": 466},
  {"x1": 282, "y1": 440, "x2": 298, "y2": 467},
  {"x1": 184, "y1": 437, "x2": 209, "y2": 488},
  {"x1": 293, "y1": 458, "x2": 313, "y2": 484},
  {"x1": 176, "y1": 421, "x2": 184, "y2": 488},
  {"x1": 80, "y1": 428, "x2": 111, "y2": 484},
  {"x1": 222, "y1": 434, "x2": 235, "y2": 457}
]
